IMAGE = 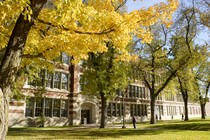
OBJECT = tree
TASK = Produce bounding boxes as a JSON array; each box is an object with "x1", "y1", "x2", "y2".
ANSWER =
[
  {"x1": 194, "y1": 45, "x2": 210, "y2": 119},
  {"x1": 0, "y1": 0, "x2": 178, "y2": 138},
  {"x1": 172, "y1": 0, "x2": 209, "y2": 121},
  {"x1": 132, "y1": 22, "x2": 194, "y2": 124},
  {"x1": 80, "y1": 42, "x2": 130, "y2": 128}
]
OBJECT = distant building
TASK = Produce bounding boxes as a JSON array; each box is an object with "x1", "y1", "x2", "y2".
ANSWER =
[{"x1": 8, "y1": 53, "x2": 204, "y2": 127}]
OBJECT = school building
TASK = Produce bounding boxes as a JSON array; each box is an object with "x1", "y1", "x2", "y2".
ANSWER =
[{"x1": 8, "y1": 53, "x2": 205, "y2": 127}]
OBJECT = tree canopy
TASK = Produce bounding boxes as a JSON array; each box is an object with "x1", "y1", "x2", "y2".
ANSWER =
[{"x1": 0, "y1": 0, "x2": 179, "y2": 64}]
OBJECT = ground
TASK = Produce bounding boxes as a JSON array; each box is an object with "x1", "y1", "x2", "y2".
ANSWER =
[{"x1": 7, "y1": 119, "x2": 210, "y2": 140}]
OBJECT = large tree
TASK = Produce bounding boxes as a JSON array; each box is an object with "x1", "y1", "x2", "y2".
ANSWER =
[
  {"x1": 80, "y1": 42, "x2": 130, "y2": 128},
  {"x1": 0, "y1": 0, "x2": 178, "y2": 139},
  {"x1": 132, "y1": 22, "x2": 195, "y2": 124},
  {"x1": 172, "y1": 0, "x2": 209, "y2": 121},
  {"x1": 194, "y1": 45, "x2": 210, "y2": 119}
]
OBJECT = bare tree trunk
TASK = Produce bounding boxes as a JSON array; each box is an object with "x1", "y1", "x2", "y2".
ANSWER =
[
  {"x1": 178, "y1": 77, "x2": 189, "y2": 121},
  {"x1": 0, "y1": 89, "x2": 9, "y2": 140},
  {"x1": 0, "y1": 1, "x2": 47, "y2": 139},
  {"x1": 200, "y1": 103, "x2": 206, "y2": 119},
  {"x1": 100, "y1": 92, "x2": 107, "y2": 128},
  {"x1": 183, "y1": 96, "x2": 189, "y2": 121},
  {"x1": 150, "y1": 92, "x2": 156, "y2": 124}
]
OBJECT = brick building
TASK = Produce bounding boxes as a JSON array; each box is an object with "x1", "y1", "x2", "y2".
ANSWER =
[{"x1": 8, "y1": 53, "x2": 204, "y2": 127}]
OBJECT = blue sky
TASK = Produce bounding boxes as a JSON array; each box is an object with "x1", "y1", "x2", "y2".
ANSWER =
[
  {"x1": 126, "y1": 0, "x2": 166, "y2": 12},
  {"x1": 126, "y1": 0, "x2": 209, "y2": 45}
]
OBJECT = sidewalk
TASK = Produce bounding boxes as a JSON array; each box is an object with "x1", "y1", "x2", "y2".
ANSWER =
[{"x1": 81, "y1": 123, "x2": 136, "y2": 129}]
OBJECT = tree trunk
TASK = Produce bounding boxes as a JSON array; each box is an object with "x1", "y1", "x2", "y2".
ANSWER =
[
  {"x1": 183, "y1": 94, "x2": 189, "y2": 121},
  {"x1": 200, "y1": 103, "x2": 206, "y2": 119},
  {"x1": 0, "y1": 1, "x2": 47, "y2": 139},
  {"x1": 150, "y1": 92, "x2": 156, "y2": 124},
  {"x1": 0, "y1": 89, "x2": 9, "y2": 140},
  {"x1": 100, "y1": 92, "x2": 107, "y2": 128}
]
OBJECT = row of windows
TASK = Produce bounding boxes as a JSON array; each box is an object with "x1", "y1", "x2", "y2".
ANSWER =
[
  {"x1": 131, "y1": 69, "x2": 162, "y2": 84},
  {"x1": 107, "y1": 103, "x2": 123, "y2": 117},
  {"x1": 28, "y1": 71, "x2": 69, "y2": 90},
  {"x1": 128, "y1": 85, "x2": 148, "y2": 98},
  {"x1": 166, "y1": 106, "x2": 177, "y2": 115},
  {"x1": 107, "y1": 103, "x2": 148, "y2": 117},
  {"x1": 167, "y1": 106, "x2": 201, "y2": 116},
  {"x1": 130, "y1": 104, "x2": 148, "y2": 116},
  {"x1": 157, "y1": 105, "x2": 164, "y2": 116},
  {"x1": 26, "y1": 97, "x2": 68, "y2": 118}
]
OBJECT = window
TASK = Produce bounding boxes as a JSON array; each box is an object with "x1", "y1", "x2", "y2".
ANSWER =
[
  {"x1": 107, "y1": 103, "x2": 111, "y2": 117},
  {"x1": 107, "y1": 103, "x2": 123, "y2": 117},
  {"x1": 61, "y1": 100, "x2": 68, "y2": 117},
  {"x1": 53, "y1": 99, "x2": 60, "y2": 117},
  {"x1": 142, "y1": 87, "x2": 146, "y2": 98},
  {"x1": 29, "y1": 70, "x2": 69, "y2": 90},
  {"x1": 28, "y1": 70, "x2": 45, "y2": 87},
  {"x1": 137, "y1": 87, "x2": 140, "y2": 98},
  {"x1": 54, "y1": 72, "x2": 61, "y2": 89},
  {"x1": 130, "y1": 104, "x2": 134, "y2": 116},
  {"x1": 45, "y1": 98, "x2": 52, "y2": 117},
  {"x1": 112, "y1": 103, "x2": 117, "y2": 117},
  {"x1": 61, "y1": 52, "x2": 70, "y2": 64},
  {"x1": 35, "y1": 98, "x2": 43, "y2": 117},
  {"x1": 140, "y1": 87, "x2": 143, "y2": 98},
  {"x1": 46, "y1": 72, "x2": 53, "y2": 88},
  {"x1": 26, "y1": 98, "x2": 34, "y2": 117},
  {"x1": 25, "y1": 97, "x2": 68, "y2": 118},
  {"x1": 61, "y1": 73, "x2": 68, "y2": 90},
  {"x1": 137, "y1": 105, "x2": 141, "y2": 116},
  {"x1": 116, "y1": 103, "x2": 122, "y2": 117}
]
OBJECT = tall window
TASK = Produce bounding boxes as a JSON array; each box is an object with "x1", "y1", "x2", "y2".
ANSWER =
[
  {"x1": 116, "y1": 103, "x2": 121, "y2": 117},
  {"x1": 26, "y1": 98, "x2": 34, "y2": 117},
  {"x1": 46, "y1": 72, "x2": 53, "y2": 88},
  {"x1": 54, "y1": 72, "x2": 61, "y2": 89},
  {"x1": 53, "y1": 99, "x2": 60, "y2": 117},
  {"x1": 62, "y1": 52, "x2": 70, "y2": 64},
  {"x1": 45, "y1": 98, "x2": 52, "y2": 117},
  {"x1": 29, "y1": 70, "x2": 69, "y2": 91},
  {"x1": 112, "y1": 103, "x2": 116, "y2": 117},
  {"x1": 107, "y1": 103, "x2": 123, "y2": 117},
  {"x1": 61, "y1": 73, "x2": 68, "y2": 90},
  {"x1": 107, "y1": 103, "x2": 111, "y2": 117},
  {"x1": 137, "y1": 105, "x2": 141, "y2": 116},
  {"x1": 25, "y1": 97, "x2": 68, "y2": 118},
  {"x1": 35, "y1": 98, "x2": 43, "y2": 117},
  {"x1": 61, "y1": 100, "x2": 68, "y2": 117},
  {"x1": 28, "y1": 70, "x2": 45, "y2": 87},
  {"x1": 130, "y1": 104, "x2": 134, "y2": 116}
]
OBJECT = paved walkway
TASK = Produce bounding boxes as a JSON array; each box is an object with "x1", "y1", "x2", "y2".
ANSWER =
[
  {"x1": 79, "y1": 123, "x2": 161, "y2": 130},
  {"x1": 80, "y1": 124, "x2": 139, "y2": 129}
]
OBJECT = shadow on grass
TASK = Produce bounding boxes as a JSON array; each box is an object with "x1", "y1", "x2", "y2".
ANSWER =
[
  {"x1": 7, "y1": 119, "x2": 210, "y2": 139},
  {"x1": 145, "y1": 119, "x2": 210, "y2": 131},
  {"x1": 8, "y1": 127, "x2": 166, "y2": 139}
]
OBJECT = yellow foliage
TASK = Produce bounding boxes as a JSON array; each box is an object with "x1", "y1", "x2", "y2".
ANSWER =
[{"x1": 0, "y1": 0, "x2": 179, "y2": 64}]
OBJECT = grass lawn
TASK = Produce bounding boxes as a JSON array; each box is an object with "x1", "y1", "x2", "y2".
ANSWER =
[{"x1": 7, "y1": 119, "x2": 210, "y2": 140}]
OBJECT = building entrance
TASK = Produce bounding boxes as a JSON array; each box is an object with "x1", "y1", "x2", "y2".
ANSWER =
[{"x1": 81, "y1": 110, "x2": 90, "y2": 124}]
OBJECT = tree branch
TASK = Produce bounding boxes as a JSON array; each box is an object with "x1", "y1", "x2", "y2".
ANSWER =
[
  {"x1": 114, "y1": 0, "x2": 127, "y2": 11},
  {"x1": 37, "y1": 18, "x2": 115, "y2": 35}
]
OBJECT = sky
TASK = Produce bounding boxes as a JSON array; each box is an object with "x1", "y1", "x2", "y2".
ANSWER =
[
  {"x1": 126, "y1": 0, "x2": 209, "y2": 45},
  {"x1": 126, "y1": 0, "x2": 166, "y2": 13}
]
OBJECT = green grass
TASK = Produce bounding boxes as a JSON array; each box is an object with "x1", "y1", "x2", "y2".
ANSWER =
[{"x1": 7, "y1": 119, "x2": 210, "y2": 140}]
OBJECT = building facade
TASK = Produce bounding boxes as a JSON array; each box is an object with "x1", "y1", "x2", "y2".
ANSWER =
[{"x1": 8, "y1": 53, "x2": 204, "y2": 127}]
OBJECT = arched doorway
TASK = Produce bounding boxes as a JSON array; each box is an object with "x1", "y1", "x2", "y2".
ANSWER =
[{"x1": 81, "y1": 102, "x2": 96, "y2": 124}]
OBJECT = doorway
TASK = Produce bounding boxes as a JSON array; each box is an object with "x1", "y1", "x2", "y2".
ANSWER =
[{"x1": 81, "y1": 110, "x2": 90, "y2": 124}]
